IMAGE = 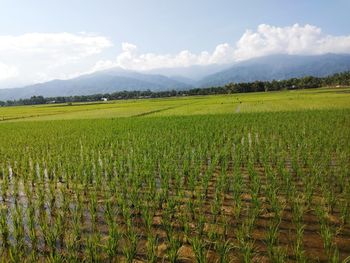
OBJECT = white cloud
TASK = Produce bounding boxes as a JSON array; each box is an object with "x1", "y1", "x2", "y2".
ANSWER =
[
  {"x1": 210, "y1": 43, "x2": 235, "y2": 64},
  {"x1": 0, "y1": 32, "x2": 112, "y2": 87},
  {"x1": 93, "y1": 24, "x2": 350, "y2": 71},
  {"x1": 0, "y1": 63, "x2": 18, "y2": 81},
  {"x1": 233, "y1": 23, "x2": 350, "y2": 60},
  {"x1": 0, "y1": 33, "x2": 112, "y2": 63},
  {"x1": 93, "y1": 42, "x2": 215, "y2": 71}
]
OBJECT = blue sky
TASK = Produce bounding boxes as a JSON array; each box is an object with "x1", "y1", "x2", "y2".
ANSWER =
[
  {"x1": 0, "y1": 0, "x2": 350, "y2": 88},
  {"x1": 1, "y1": 0, "x2": 350, "y2": 53}
]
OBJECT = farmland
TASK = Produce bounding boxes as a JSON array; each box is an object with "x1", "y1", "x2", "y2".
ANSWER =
[
  {"x1": 0, "y1": 87, "x2": 350, "y2": 122},
  {"x1": 0, "y1": 87, "x2": 349, "y2": 262}
]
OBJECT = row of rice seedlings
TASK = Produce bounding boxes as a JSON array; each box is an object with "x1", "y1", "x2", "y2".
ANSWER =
[{"x1": 0, "y1": 110, "x2": 348, "y2": 261}]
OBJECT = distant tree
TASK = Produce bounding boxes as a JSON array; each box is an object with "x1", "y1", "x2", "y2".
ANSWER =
[{"x1": 29, "y1": 96, "x2": 46, "y2": 105}]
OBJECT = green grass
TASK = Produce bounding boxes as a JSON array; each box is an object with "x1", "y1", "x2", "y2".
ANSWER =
[
  {"x1": 1, "y1": 87, "x2": 349, "y2": 122},
  {"x1": 0, "y1": 87, "x2": 349, "y2": 261}
]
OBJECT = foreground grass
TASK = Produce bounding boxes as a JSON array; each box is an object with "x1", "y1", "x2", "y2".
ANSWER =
[
  {"x1": 0, "y1": 87, "x2": 349, "y2": 122},
  {"x1": 0, "y1": 109, "x2": 349, "y2": 261},
  {"x1": 0, "y1": 88, "x2": 349, "y2": 261}
]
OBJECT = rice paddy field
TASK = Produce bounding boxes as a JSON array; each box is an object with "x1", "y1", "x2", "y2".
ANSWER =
[
  {"x1": 0, "y1": 87, "x2": 349, "y2": 262},
  {"x1": 1, "y1": 87, "x2": 350, "y2": 122}
]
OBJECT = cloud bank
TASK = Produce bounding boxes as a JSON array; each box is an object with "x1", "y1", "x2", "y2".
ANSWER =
[
  {"x1": 0, "y1": 33, "x2": 112, "y2": 87},
  {"x1": 234, "y1": 24, "x2": 350, "y2": 60},
  {"x1": 93, "y1": 42, "x2": 235, "y2": 71},
  {"x1": 1, "y1": 24, "x2": 350, "y2": 88},
  {"x1": 95, "y1": 24, "x2": 350, "y2": 71},
  {"x1": 0, "y1": 63, "x2": 18, "y2": 81}
]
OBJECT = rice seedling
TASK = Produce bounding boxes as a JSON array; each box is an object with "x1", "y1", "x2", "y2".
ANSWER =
[
  {"x1": 123, "y1": 229, "x2": 138, "y2": 263},
  {"x1": 167, "y1": 234, "x2": 181, "y2": 263},
  {"x1": 190, "y1": 236, "x2": 207, "y2": 263},
  {"x1": 214, "y1": 238, "x2": 233, "y2": 263},
  {"x1": 146, "y1": 233, "x2": 158, "y2": 263},
  {"x1": 0, "y1": 205, "x2": 9, "y2": 248}
]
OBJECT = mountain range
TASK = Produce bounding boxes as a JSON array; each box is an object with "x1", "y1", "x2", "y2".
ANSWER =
[{"x1": 1, "y1": 53, "x2": 350, "y2": 100}]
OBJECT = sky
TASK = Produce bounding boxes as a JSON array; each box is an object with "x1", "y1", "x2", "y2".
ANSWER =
[{"x1": 0, "y1": 0, "x2": 350, "y2": 88}]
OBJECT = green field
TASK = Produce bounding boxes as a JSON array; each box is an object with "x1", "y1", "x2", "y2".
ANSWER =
[
  {"x1": 1, "y1": 87, "x2": 349, "y2": 122},
  {"x1": 0, "y1": 87, "x2": 349, "y2": 262}
]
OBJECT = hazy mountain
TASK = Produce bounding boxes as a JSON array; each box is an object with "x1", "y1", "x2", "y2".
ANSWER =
[
  {"x1": 198, "y1": 53, "x2": 350, "y2": 87},
  {"x1": 0, "y1": 68, "x2": 193, "y2": 100},
  {"x1": 144, "y1": 63, "x2": 232, "y2": 81},
  {"x1": 1, "y1": 53, "x2": 350, "y2": 100}
]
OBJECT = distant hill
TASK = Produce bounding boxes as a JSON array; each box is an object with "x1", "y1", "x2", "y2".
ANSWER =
[
  {"x1": 198, "y1": 54, "x2": 350, "y2": 87},
  {"x1": 1, "y1": 53, "x2": 350, "y2": 100},
  {"x1": 0, "y1": 68, "x2": 193, "y2": 100},
  {"x1": 144, "y1": 63, "x2": 231, "y2": 81}
]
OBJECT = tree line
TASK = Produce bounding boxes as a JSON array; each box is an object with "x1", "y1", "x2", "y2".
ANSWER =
[{"x1": 1, "y1": 71, "x2": 349, "y2": 107}]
